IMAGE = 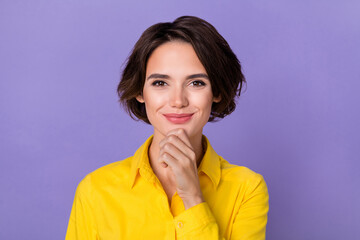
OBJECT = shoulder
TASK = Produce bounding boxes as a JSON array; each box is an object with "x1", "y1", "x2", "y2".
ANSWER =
[
  {"x1": 219, "y1": 157, "x2": 267, "y2": 192},
  {"x1": 75, "y1": 157, "x2": 133, "y2": 195}
]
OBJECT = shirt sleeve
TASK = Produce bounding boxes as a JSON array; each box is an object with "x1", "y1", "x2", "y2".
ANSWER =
[
  {"x1": 174, "y1": 202, "x2": 222, "y2": 240},
  {"x1": 65, "y1": 176, "x2": 98, "y2": 240},
  {"x1": 230, "y1": 173, "x2": 269, "y2": 240},
  {"x1": 174, "y1": 174, "x2": 269, "y2": 240}
]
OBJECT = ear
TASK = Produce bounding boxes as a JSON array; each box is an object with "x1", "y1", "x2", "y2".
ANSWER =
[
  {"x1": 136, "y1": 95, "x2": 145, "y2": 103},
  {"x1": 213, "y1": 95, "x2": 221, "y2": 103}
]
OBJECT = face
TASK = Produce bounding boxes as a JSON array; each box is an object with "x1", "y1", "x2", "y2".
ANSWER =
[{"x1": 136, "y1": 41, "x2": 221, "y2": 140}]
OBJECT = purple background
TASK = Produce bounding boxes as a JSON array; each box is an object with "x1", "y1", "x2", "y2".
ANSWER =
[{"x1": 1, "y1": 0, "x2": 359, "y2": 239}]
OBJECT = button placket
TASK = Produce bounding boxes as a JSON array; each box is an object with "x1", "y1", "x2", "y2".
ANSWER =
[{"x1": 177, "y1": 221, "x2": 184, "y2": 228}]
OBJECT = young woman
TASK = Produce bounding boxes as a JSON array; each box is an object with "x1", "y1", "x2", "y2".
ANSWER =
[{"x1": 66, "y1": 16, "x2": 269, "y2": 240}]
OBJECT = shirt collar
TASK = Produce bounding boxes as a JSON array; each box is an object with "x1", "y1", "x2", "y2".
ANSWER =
[
  {"x1": 198, "y1": 135, "x2": 221, "y2": 189},
  {"x1": 129, "y1": 135, "x2": 154, "y2": 189},
  {"x1": 129, "y1": 135, "x2": 221, "y2": 189}
]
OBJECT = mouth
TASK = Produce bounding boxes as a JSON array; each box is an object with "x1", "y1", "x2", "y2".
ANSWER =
[{"x1": 163, "y1": 113, "x2": 194, "y2": 124}]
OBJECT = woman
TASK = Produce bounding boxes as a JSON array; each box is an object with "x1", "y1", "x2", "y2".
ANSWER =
[{"x1": 66, "y1": 16, "x2": 269, "y2": 240}]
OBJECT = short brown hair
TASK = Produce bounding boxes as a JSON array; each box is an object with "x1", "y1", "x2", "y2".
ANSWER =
[{"x1": 117, "y1": 16, "x2": 245, "y2": 124}]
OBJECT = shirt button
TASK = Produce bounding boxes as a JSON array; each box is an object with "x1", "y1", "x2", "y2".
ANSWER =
[{"x1": 177, "y1": 221, "x2": 184, "y2": 228}]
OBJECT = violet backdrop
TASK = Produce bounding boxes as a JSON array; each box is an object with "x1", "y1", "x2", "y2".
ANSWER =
[{"x1": 0, "y1": 0, "x2": 359, "y2": 239}]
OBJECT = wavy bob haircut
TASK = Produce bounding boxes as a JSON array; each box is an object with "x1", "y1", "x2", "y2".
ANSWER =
[{"x1": 117, "y1": 16, "x2": 245, "y2": 124}]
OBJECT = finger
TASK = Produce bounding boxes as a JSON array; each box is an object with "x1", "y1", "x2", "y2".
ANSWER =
[
  {"x1": 159, "y1": 135, "x2": 196, "y2": 163},
  {"x1": 160, "y1": 141, "x2": 195, "y2": 164},
  {"x1": 158, "y1": 152, "x2": 179, "y2": 173},
  {"x1": 165, "y1": 128, "x2": 192, "y2": 149}
]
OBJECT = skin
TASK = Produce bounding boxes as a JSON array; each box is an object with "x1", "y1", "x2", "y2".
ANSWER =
[{"x1": 136, "y1": 41, "x2": 221, "y2": 209}]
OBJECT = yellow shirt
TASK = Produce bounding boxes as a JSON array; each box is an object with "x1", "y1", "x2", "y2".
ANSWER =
[{"x1": 66, "y1": 136, "x2": 269, "y2": 239}]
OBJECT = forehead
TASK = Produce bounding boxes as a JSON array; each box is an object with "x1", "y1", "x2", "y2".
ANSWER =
[{"x1": 146, "y1": 41, "x2": 207, "y2": 77}]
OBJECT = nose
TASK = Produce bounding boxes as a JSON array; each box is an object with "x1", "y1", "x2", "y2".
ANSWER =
[{"x1": 169, "y1": 86, "x2": 189, "y2": 108}]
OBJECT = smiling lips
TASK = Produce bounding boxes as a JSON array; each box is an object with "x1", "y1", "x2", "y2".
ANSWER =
[{"x1": 163, "y1": 113, "x2": 194, "y2": 124}]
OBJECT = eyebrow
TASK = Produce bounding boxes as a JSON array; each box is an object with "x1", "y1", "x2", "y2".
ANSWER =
[{"x1": 146, "y1": 73, "x2": 209, "y2": 81}]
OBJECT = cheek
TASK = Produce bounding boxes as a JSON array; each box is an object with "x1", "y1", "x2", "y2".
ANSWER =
[
  {"x1": 143, "y1": 91, "x2": 165, "y2": 112},
  {"x1": 193, "y1": 92, "x2": 214, "y2": 111}
]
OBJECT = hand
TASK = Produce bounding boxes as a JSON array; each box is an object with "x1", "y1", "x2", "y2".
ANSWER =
[{"x1": 159, "y1": 129, "x2": 204, "y2": 209}]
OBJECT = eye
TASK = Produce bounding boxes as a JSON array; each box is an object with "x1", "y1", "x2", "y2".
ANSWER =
[
  {"x1": 151, "y1": 80, "x2": 167, "y2": 87},
  {"x1": 190, "y1": 80, "x2": 206, "y2": 87}
]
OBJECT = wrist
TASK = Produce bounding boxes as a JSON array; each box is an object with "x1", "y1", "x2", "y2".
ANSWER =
[{"x1": 182, "y1": 195, "x2": 204, "y2": 210}]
